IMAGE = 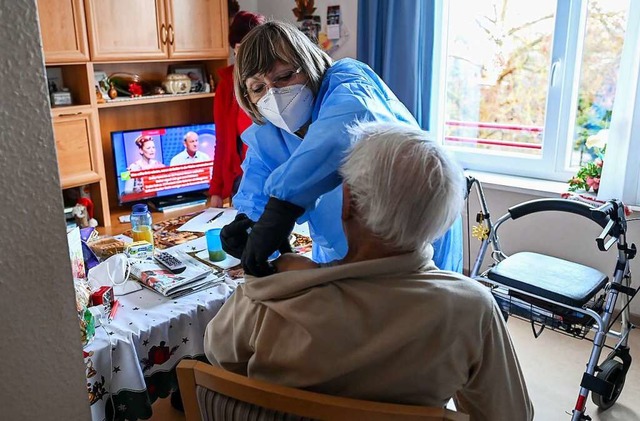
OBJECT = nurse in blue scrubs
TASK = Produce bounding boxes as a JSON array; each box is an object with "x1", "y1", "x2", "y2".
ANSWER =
[{"x1": 221, "y1": 20, "x2": 463, "y2": 276}]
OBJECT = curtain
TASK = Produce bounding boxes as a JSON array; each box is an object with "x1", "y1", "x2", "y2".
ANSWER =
[
  {"x1": 597, "y1": 0, "x2": 640, "y2": 205},
  {"x1": 357, "y1": 0, "x2": 435, "y2": 129}
]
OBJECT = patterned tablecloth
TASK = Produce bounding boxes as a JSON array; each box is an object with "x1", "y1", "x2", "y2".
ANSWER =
[{"x1": 83, "y1": 238, "x2": 238, "y2": 421}]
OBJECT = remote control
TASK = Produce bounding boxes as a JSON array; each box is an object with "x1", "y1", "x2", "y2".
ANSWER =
[{"x1": 154, "y1": 251, "x2": 187, "y2": 274}]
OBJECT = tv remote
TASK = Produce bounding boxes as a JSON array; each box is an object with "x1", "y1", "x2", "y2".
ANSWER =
[{"x1": 154, "y1": 251, "x2": 187, "y2": 274}]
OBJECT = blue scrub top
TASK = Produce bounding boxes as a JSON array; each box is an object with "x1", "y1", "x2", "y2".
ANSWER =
[{"x1": 233, "y1": 58, "x2": 462, "y2": 271}]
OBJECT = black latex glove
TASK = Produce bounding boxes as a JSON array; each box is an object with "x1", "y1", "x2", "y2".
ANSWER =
[
  {"x1": 220, "y1": 213, "x2": 255, "y2": 259},
  {"x1": 242, "y1": 197, "x2": 305, "y2": 277}
]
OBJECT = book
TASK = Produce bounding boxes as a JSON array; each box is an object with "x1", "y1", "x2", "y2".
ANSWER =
[{"x1": 129, "y1": 252, "x2": 224, "y2": 298}]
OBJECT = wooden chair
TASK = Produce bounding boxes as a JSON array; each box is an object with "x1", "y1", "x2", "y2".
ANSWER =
[{"x1": 177, "y1": 360, "x2": 468, "y2": 421}]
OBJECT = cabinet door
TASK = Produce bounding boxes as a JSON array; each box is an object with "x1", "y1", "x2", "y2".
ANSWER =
[
  {"x1": 166, "y1": 0, "x2": 228, "y2": 59},
  {"x1": 84, "y1": 0, "x2": 168, "y2": 61},
  {"x1": 52, "y1": 108, "x2": 104, "y2": 188},
  {"x1": 38, "y1": 0, "x2": 90, "y2": 63}
]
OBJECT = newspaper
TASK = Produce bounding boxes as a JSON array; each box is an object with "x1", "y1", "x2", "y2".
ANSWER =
[{"x1": 129, "y1": 252, "x2": 224, "y2": 298}]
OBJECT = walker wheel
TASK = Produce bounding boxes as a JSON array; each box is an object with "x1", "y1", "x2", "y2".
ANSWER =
[{"x1": 591, "y1": 359, "x2": 626, "y2": 410}]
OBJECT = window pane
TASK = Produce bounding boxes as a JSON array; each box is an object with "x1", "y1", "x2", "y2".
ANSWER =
[
  {"x1": 569, "y1": 0, "x2": 629, "y2": 168},
  {"x1": 444, "y1": 0, "x2": 556, "y2": 156}
]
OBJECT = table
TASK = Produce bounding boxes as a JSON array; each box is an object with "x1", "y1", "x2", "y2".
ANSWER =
[{"x1": 83, "y1": 239, "x2": 238, "y2": 421}]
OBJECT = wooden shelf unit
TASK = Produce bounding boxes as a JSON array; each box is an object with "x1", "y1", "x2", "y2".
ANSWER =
[{"x1": 37, "y1": 0, "x2": 229, "y2": 228}]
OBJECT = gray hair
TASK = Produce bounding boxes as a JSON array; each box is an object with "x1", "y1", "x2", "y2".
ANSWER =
[
  {"x1": 340, "y1": 121, "x2": 464, "y2": 252},
  {"x1": 233, "y1": 20, "x2": 332, "y2": 124},
  {"x1": 183, "y1": 131, "x2": 198, "y2": 142}
]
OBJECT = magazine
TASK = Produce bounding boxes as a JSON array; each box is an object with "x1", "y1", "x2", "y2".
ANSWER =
[{"x1": 129, "y1": 252, "x2": 224, "y2": 298}]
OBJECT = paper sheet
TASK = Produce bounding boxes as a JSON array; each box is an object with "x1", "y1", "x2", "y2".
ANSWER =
[
  {"x1": 176, "y1": 208, "x2": 238, "y2": 233},
  {"x1": 195, "y1": 249, "x2": 241, "y2": 270}
]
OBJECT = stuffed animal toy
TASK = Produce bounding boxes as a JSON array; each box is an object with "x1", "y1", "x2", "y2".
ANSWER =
[{"x1": 73, "y1": 197, "x2": 98, "y2": 228}]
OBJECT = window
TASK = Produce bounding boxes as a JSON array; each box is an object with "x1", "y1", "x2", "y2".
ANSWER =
[{"x1": 431, "y1": 0, "x2": 630, "y2": 182}]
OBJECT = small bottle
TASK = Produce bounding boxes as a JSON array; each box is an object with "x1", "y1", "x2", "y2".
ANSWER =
[{"x1": 130, "y1": 204, "x2": 154, "y2": 246}]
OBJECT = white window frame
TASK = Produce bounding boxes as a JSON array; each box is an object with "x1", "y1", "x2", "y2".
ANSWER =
[{"x1": 429, "y1": 0, "x2": 597, "y2": 182}]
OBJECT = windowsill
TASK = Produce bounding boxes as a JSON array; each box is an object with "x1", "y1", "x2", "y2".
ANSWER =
[
  {"x1": 464, "y1": 170, "x2": 569, "y2": 198},
  {"x1": 466, "y1": 170, "x2": 640, "y2": 212}
]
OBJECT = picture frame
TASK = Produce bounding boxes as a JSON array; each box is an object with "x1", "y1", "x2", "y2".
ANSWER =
[
  {"x1": 46, "y1": 67, "x2": 64, "y2": 94},
  {"x1": 167, "y1": 64, "x2": 208, "y2": 93},
  {"x1": 93, "y1": 70, "x2": 110, "y2": 100}
]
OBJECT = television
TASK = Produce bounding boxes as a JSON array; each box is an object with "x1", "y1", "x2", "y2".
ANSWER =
[{"x1": 111, "y1": 123, "x2": 216, "y2": 210}]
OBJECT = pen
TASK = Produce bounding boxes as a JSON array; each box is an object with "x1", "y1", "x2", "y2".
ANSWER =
[
  {"x1": 207, "y1": 211, "x2": 224, "y2": 224},
  {"x1": 109, "y1": 300, "x2": 120, "y2": 322}
]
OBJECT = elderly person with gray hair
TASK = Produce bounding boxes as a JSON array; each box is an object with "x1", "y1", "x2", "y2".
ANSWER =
[{"x1": 204, "y1": 121, "x2": 533, "y2": 421}]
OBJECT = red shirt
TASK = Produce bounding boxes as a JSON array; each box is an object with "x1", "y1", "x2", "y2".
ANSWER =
[{"x1": 209, "y1": 65, "x2": 252, "y2": 199}]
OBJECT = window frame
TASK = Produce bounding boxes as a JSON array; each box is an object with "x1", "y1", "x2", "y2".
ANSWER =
[{"x1": 430, "y1": 0, "x2": 597, "y2": 182}]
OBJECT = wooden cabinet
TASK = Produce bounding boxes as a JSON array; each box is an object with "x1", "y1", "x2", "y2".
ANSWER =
[
  {"x1": 52, "y1": 107, "x2": 102, "y2": 187},
  {"x1": 166, "y1": 0, "x2": 228, "y2": 59},
  {"x1": 38, "y1": 0, "x2": 90, "y2": 63},
  {"x1": 37, "y1": 1, "x2": 229, "y2": 228},
  {"x1": 52, "y1": 107, "x2": 110, "y2": 225},
  {"x1": 85, "y1": 0, "x2": 228, "y2": 61}
]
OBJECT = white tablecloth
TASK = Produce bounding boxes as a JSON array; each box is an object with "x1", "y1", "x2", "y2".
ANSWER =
[{"x1": 83, "y1": 270, "x2": 236, "y2": 420}]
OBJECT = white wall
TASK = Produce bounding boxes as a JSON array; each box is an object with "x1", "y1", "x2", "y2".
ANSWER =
[
  {"x1": 465, "y1": 186, "x2": 640, "y2": 321},
  {"x1": 0, "y1": 1, "x2": 90, "y2": 419},
  {"x1": 252, "y1": 0, "x2": 359, "y2": 59}
]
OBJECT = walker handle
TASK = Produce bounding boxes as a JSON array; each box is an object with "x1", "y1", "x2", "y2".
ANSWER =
[
  {"x1": 590, "y1": 201, "x2": 617, "y2": 221},
  {"x1": 508, "y1": 199, "x2": 608, "y2": 228}
]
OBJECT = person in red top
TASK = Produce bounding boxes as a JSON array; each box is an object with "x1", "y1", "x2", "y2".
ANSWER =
[{"x1": 209, "y1": 11, "x2": 266, "y2": 207}]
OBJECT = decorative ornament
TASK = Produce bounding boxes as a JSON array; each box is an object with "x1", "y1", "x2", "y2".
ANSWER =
[
  {"x1": 472, "y1": 224, "x2": 490, "y2": 241},
  {"x1": 472, "y1": 212, "x2": 490, "y2": 240},
  {"x1": 292, "y1": 0, "x2": 316, "y2": 21},
  {"x1": 95, "y1": 86, "x2": 105, "y2": 104},
  {"x1": 128, "y1": 82, "x2": 143, "y2": 97},
  {"x1": 108, "y1": 82, "x2": 118, "y2": 99}
]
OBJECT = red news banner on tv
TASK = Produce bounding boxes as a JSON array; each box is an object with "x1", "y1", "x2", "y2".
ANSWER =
[{"x1": 122, "y1": 161, "x2": 212, "y2": 202}]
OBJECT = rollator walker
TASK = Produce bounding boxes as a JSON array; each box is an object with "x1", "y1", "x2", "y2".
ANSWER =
[{"x1": 466, "y1": 176, "x2": 637, "y2": 420}]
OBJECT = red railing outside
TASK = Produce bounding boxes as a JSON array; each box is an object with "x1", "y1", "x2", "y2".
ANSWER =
[{"x1": 445, "y1": 120, "x2": 544, "y2": 151}]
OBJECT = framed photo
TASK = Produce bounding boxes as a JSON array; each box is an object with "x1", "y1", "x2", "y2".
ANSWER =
[
  {"x1": 167, "y1": 64, "x2": 207, "y2": 93},
  {"x1": 46, "y1": 67, "x2": 64, "y2": 94},
  {"x1": 93, "y1": 70, "x2": 110, "y2": 100}
]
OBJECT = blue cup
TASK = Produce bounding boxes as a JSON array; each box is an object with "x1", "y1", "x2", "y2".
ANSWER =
[{"x1": 206, "y1": 228, "x2": 226, "y2": 262}]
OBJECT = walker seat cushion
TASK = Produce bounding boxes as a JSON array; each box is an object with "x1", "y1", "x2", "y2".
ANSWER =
[{"x1": 487, "y1": 252, "x2": 608, "y2": 307}]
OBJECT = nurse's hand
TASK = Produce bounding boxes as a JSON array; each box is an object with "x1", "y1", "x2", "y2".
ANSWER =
[
  {"x1": 220, "y1": 213, "x2": 254, "y2": 259},
  {"x1": 209, "y1": 195, "x2": 224, "y2": 208},
  {"x1": 242, "y1": 197, "x2": 305, "y2": 277}
]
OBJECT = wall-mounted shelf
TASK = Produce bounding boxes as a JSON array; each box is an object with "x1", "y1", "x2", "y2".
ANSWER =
[{"x1": 97, "y1": 92, "x2": 215, "y2": 108}]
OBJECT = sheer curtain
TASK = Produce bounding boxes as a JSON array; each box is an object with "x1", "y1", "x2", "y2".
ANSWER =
[
  {"x1": 597, "y1": 0, "x2": 640, "y2": 205},
  {"x1": 357, "y1": 0, "x2": 435, "y2": 129}
]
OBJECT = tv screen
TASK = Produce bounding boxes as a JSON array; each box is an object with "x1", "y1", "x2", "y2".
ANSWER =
[{"x1": 111, "y1": 123, "x2": 216, "y2": 205}]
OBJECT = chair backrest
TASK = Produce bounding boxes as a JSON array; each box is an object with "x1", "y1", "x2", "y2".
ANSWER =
[{"x1": 177, "y1": 360, "x2": 468, "y2": 421}]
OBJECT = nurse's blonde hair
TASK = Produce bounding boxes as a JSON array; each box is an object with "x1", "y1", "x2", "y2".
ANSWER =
[
  {"x1": 340, "y1": 121, "x2": 464, "y2": 252},
  {"x1": 233, "y1": 20, "x2": 332, "y2": 124}
]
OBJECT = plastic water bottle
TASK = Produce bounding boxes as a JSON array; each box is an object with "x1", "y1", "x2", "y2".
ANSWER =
[{"x1": 131, "y1": 204, "x2": 154, "y2": 246}]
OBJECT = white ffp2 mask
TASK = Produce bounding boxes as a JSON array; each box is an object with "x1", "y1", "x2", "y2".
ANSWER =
[
  {"x1": 257, "y1": 83, "x2": 314, "y2": 134},
  {"x1": 87, "y1": 253, "x2": 131, "y2": 289}
]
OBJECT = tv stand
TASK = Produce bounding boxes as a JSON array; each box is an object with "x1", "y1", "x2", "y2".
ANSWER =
[{"x1": 148, "y1": 193, "x2": 208, "y2": 212}]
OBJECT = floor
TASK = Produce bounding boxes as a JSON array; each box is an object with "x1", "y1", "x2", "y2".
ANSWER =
[{"x1": 148, "y1": 318, "x2": 640, "y2": 421}]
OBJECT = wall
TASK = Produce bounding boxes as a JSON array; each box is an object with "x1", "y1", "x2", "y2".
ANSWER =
[
  {"x1": 253, "y1": 0, "x2": 359, "y2": 59},
  {"x1": 465, "y1": 186, "x2": 640, "y2": 321},
  {"x1": 0, "y1": 1, "x2": 90, "y2": 419}
]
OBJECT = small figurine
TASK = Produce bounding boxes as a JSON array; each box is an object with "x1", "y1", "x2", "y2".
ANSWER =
[
  {"x1": 128, "y1": 82, "x2": 143, "y2": 97},
  {"x1": 95, "y1": 86, "x2": 106, "y2": 104},
  {"x1": 108, "y1": 82, "x2": 118, "y2": 99},
  {"x1": 72, "y1": 197, "x2": 98, "y2": 228}
]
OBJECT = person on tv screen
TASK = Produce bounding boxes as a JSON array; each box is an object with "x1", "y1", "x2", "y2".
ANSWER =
[
  {"x1": 208, "y1": 10, "x2": 266, "y2": 208},
  {"x1": 170, "y1": 131, "x2": 211, "y2": 166},
  {"x1": 124, "y1": 135, "x2": 165, "y2": 193}
]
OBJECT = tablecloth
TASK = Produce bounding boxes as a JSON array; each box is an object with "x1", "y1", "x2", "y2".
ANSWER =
[{"x1": 83, "y1": 272, "x2": 236, "y2": 421}]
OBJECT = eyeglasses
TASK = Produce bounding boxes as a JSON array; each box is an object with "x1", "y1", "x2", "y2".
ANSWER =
[{"x1": 245, "y1": 68, "x2": 302, "y2": 103}]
